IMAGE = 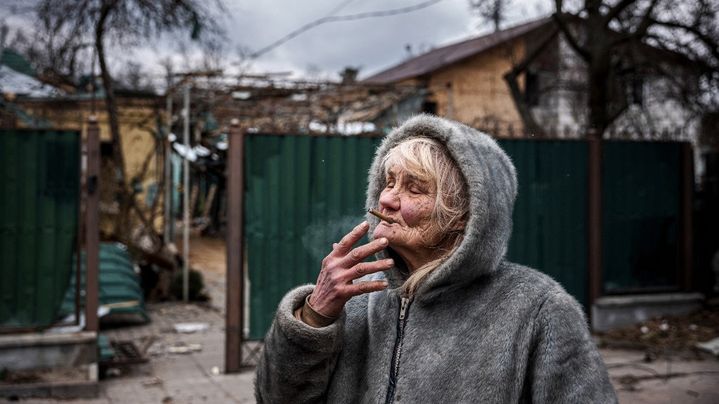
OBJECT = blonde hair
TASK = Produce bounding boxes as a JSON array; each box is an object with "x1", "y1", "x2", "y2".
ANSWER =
[{"x1": 381, "y1": 137, "x2": 469, "y2": 297}]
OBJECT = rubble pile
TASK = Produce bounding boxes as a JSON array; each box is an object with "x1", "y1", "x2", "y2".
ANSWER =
[{"x1": 597, "y1": 308, "x2": 719, "y2": 355}]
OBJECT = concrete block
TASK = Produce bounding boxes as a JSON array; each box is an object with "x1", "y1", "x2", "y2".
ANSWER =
[
  {"x1": 0, "y1": 380, "x2": 99, "y2": 399},
  {"x1": 0, "y1": 331, "x2": 97, "y2": 371},
  {"x1": 592, "y1": 292, "x2": 704, "y2": 332}
]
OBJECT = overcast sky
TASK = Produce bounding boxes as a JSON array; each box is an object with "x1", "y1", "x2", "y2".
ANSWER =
[
  {"x1": 225, "y1": 0, "x2": 550, "y2": 79},
  {"x1": 1, "y1": 0, "x2": 550, "y2": 81}
]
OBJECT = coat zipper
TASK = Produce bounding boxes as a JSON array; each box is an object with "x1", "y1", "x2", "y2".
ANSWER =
[{"x1": 385, "y1": 296, "x2": 411, "y2": 404}]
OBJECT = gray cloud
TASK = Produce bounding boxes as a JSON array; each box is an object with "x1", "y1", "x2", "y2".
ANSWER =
[
  {"x1": 1, "y1": 0, "x2": 548, "y2": 81},
  {"x1": 227, "y1": 0, "x2": 546, "y2": 79}
]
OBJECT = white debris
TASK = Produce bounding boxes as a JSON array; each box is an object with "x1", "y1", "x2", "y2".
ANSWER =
[
  {"x1": 696, "y1": 338, "x2": 719, "y2": 356},
  {"x1": 172, "y1": 143, "x2": 197, "y2": 161},
  {"x1": 174, "y1": 322, "x2": 209, "y2": 333},
  {"x1": 142, "y1": 377, "x2": 163, "y2": 387},
  {"x1": 194, "y1": 145, "x2": 211, "y2": 157},
  {"x1": 168, "y1": 343, "x2": 202, "y2": 354}
]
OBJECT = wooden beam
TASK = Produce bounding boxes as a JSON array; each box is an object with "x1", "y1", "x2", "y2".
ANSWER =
[
  {"x1": 225, "y1": 120, "x2": 245, "y2": 373},
  {"x1": 85, "y1": 116, "x2": 100, "y2": 332}
]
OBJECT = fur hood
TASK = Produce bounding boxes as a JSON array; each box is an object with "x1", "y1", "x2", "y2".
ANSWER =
[{"x1": 365, "y1": 114, "x2": 517, "y2": 302}]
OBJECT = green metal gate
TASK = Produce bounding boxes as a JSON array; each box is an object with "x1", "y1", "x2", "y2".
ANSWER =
[
  {"x1": 500, "y1": 140, "x2": 589, "y2": 307},
  {"x1": 0, "y1": 129, "x2": 80, "y2": 329},
  {"x1": 245, "y1": 134, "x2": 381, "y2": 339},
  {"x1": 243, "y1": 134, "x2": 687, "y2": 339},
  {"x1": 602, "y1": 141, "x2": 683, "y2": 293}
]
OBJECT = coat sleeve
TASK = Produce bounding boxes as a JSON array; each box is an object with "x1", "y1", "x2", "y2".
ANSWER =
[
  {"x1": 529, "y1": 291, "x2": 618, "y2": 404},
  {"x1": 255, "y1": 285, "x2": 345, "y2": 404}
]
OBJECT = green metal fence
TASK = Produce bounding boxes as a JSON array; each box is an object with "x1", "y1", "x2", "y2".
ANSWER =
[
  {"x1": 245, "y1": 134, "x2": 381, "y2": 339},
  {"x1": 602, "y1": 141, "x2": 682, "y2": 293},
  {"x1": 0, "y1": 129, "x2": 80, "y2": 329},
  {"x1": 243, "y1": 134, "x2": 687, "y2": 339},
  {"x1": 500, "y1": 140, "x2": 589, "y2": 307}
]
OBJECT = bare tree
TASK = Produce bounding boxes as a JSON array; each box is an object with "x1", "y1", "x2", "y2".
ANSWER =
[
  {"x1": 117, "y1": 60, "x2": 155, "y2": 91},
  {"x1": 469, "y1": 0, "x2": 513, "y2": 32},
  {"x1": 556, "y1": 0, "x2": 717, "y2": 137},
  {"x1": 1, "y1": 19, "x2": 91, "y2": 90},
  {"x1": 502, "y1": 0, "x2": 718, "y2": 139},
  {"x1": 35, "y1": 0, "x2": 225, "y2": 242}
]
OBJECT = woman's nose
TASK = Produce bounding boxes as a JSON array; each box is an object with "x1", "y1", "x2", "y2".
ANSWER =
[{"x1": 378, "y1": 188, "x2": 400, "y2": 211}]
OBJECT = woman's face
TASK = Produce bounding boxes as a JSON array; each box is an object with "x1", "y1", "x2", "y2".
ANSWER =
[{"x1": 373, "y1": 165, "x2": 438, "y2": 269}]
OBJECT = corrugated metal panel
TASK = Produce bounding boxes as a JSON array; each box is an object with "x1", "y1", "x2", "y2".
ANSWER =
[
  {"x1": 500, "y1": 140, "x2": 589, "y2": 307},
  {"x1": 0, "y1": 129, "x2": 79, "y2": 329},
  {"x1": 59, "y1": 243, "x2": 149, "y2": 324},
  {"x1": 245, "y1": 134, "x2": 381, "y2": 339},
  {"x1": 603, "y1": 141, "x2": 681, "y2": 293},
  {"x1": 244, "y1": 135, "x2": 685, "y2": 338}
]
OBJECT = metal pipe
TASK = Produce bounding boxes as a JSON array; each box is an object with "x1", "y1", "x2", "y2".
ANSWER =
[
  {"x1": 183, "y1": 85, "x2": 190, "y2": 302},
  {"x1": 164, "y1": 91, "x2": 173, "y2": 245}
]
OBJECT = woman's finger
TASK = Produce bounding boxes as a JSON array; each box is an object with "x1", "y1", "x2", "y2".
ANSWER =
[
  {"x1": 340, "y1": 237, "x2": 388, "y2": 267},
  {"x1": 343, "y1": 259, "x2": 394, "y2": 282},
  {"x1": 332, "y1": 221, "x2": 369, "y2": 256},
  {"x1": 345, "y1": 280, "x2": 389, "y2": 297}
]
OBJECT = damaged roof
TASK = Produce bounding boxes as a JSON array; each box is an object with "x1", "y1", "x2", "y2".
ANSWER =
[{"x1": 363, "y1": 17, "x2": 552, "y2": 84}]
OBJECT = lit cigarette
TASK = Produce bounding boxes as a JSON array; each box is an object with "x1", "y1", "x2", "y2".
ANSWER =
[{"x1": 368, "y1": 209, "x2": 396, "y2": 224}]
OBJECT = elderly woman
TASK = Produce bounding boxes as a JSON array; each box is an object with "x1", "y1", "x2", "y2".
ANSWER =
[{"x1": 256, "y1": 115, "x2": 617, "y2": 403}]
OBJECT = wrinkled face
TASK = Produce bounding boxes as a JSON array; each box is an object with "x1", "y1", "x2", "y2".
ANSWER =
[{"x1": 373, "y1": 165, "x2": 437, "y2": 263}]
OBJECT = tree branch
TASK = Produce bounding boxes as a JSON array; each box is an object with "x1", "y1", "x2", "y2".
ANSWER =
[
  {"x1": 610, "y1": 0, "x2": 661, "y2": 46},
  {"x1": 602, "y1": 0, "x2": 638, "y2": 26},
  {"x1": 502, "y1": 28, "x2": 558, "y2": 138},
  {"x1": 552, "y1": 9, "x2": 591, "y2": 62},
  {"x1": 650, "y1": 18, "x2": 719, "y2": 64},
  {"x1": 506, "y1": 27, "x2": 559, "y2": 78}
]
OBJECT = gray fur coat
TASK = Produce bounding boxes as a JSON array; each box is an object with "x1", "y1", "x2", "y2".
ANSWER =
[{"x1": 255, "y1": 115, "x2": 617, "y2": 403}]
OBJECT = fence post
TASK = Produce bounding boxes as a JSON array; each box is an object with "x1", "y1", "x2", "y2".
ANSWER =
[
  {"x1": 226, "y1": 119, "x2": 244, "y2": 373},
  {"x1": 587, "y1": 135, "x2": 603, "y2": 311},
  {"x1": 681, "y1": 143, "x2": 694, "y2": 290},
  {"x1": 85, "y1": 116, "x2": 100, "y2": 332}
]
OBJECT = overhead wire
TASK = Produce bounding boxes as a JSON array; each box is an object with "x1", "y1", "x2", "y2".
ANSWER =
[{"x1": 250, "y1": 0, "x2": 446, "y2": 59}]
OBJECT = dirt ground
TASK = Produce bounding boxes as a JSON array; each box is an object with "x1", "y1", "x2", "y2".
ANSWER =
[
  {"x1": 184, "y1": 236, "x2": 227, "y2": 277},
  {"x1": 173, "y1": 236, "x2": 227, "y2": 310}
]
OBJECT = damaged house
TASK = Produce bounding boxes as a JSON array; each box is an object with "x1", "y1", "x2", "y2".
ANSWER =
[
  {"x1": 363, "y1": 17, "x2": 703, "y2": 142},
  {"x1": 0, "y1": 48, "x2": 164, "y2": 240}
]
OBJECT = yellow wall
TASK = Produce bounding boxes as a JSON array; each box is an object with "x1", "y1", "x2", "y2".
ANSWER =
[
  {"x1": 17, "y1": 97, "x2": 164, "y2": 237},
  {"x1": 422, "y1": 40, "x2": 526, "y2": 137}
]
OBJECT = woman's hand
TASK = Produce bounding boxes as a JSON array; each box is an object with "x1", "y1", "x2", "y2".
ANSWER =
[{"x1": 308, "y1": 221, "x2": 394, "y2": 319}]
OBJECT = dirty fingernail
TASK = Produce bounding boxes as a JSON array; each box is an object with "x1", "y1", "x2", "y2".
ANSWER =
[{"x1": 379, "y1": 238, "x2": 388, "y2": 245}]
